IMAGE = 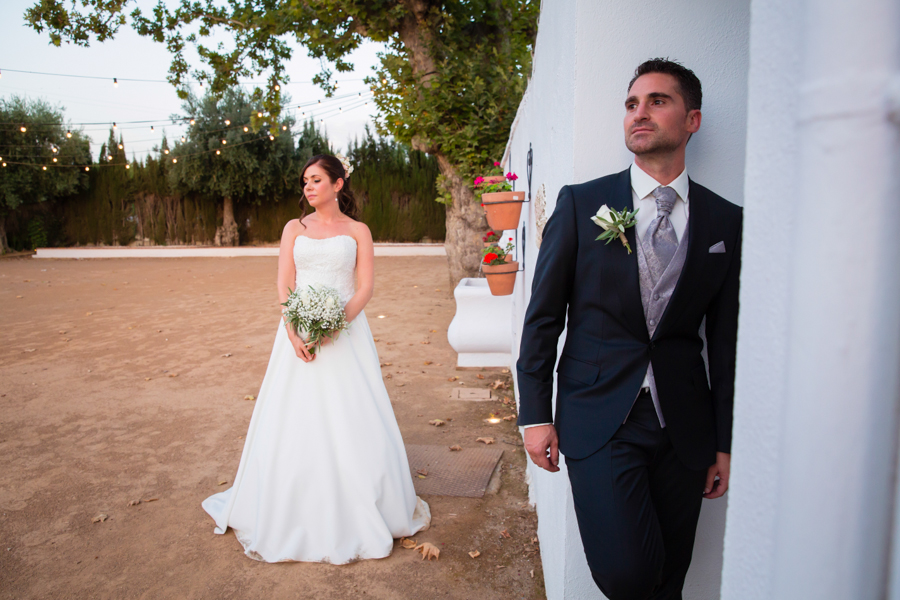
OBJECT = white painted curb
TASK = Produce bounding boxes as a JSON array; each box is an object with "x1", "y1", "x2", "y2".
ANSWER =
[{"x1": 33, "y1": 243, "x2": 446, "y2": 259}]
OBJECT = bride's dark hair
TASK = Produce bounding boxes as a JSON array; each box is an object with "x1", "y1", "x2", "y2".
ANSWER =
[{"x1": 299, "y1": 154, "x2": 359, "y2": 225}]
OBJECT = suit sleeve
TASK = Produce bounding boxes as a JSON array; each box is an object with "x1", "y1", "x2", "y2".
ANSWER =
[
  {"x1": 516, "y1": 186, "x2": 579, "y2": 426},
  {"x1": 705, "y1": 211, "x2": 743, "y2": 453}
]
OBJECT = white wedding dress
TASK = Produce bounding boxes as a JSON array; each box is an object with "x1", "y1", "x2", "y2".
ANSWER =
[{"x1": 202, "y1": 234, "x2": 430, "y2": 564}]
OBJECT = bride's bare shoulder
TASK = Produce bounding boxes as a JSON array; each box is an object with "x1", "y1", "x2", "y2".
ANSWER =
[
  {"x1": 281, "y1": 218, "x2": 303, "y2": 239},
  {"x1": 349, "y1": 220, "x2": 372, "y2": 242}
]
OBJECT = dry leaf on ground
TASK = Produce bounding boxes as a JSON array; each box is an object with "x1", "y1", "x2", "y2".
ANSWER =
[
  {"x1": 449, "y1": 445, "x2": 462, "y2": 451},
  {"x1": 476, "y1": 374, "x2": 485, "y2": 380},
  {"x1": 429, "y1": 419, "x2": 445, "y2": 427},
  {"x1": 217, "y1": 480, "x2": 228, "y2": 486},
  {"x1": 468, "y1": 550, "x2": 481, "y2": 558},
  {"x1": 420, "y1": 341, "x2": 430, "y2": 345},
  {"x1": 447, "y1": 376, "x2": 459, "y2": 382},
  {"x1": 380, "y1": 362, "x2": 392, "y2": 367},
  {"x1": 221, "y1": 353, "x2": 232, "y2": 358},
  {"x1": 416, "y1": 469, "x2": 428, "y2": 477},
  {"x1": 91, "y1": 513, "x2": 109, "y2": 523},
  {"x1": 144, "y1": 498, "x2": 158, "y2": 502},
  {"x1": 416, "y1": 542, "x2": 440, "y2": 560},
  {"x1": 503, "y1": 415, "x2": 516, "y2": 421},
  {"x1": 476, "y1": 437, "x2": 495, "y2": 445},
  {"x1": 530, "y1": 569, "x2": 535, "y2": 578},
  {"x1": 144, "y1": 377, "x2": 151, "y2": 381},
  {"x1": 167, "y1": 373, "x2": 178, "y2": 378},
  {"x1": 500, "y1": 529, "x2": 511, "y2": 538},
  {"x1": 385, "y1": 374, "x2": 393, "y2": 379},
  {"x1": 24, "y1": 349, "x2": 36, "y2": 353},
  {"x1": 127, "y1": 499, "x2": 141, "y2": 506},
  {"x1": 423, "y1": 361, "x2": 433, "y2": 365},
  {"x1": 400, "y1": 538, "x2": 417, "y2": 549},
  {"x1": 491, "y1": 380, "x2": 510, "y2": 390},
  {"x1": 243, "y1": 395, "x2": 255, "y2": 401}
]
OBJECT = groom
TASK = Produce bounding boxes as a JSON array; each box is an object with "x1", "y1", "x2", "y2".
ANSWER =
[{"x1": 517, "y1": 59, "x2": 742, "y2": 599}]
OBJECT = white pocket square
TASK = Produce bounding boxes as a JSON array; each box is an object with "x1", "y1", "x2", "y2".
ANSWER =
[{"x1": 709, "y1": 241, "x2": 726, "y2": 253}]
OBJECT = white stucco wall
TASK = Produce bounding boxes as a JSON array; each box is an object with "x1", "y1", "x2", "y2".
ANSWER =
[{"x1": 506, "y1": 1, "x2": 750, "y2": 598}]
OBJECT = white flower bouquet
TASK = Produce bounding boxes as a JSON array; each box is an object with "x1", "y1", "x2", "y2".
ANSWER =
[{"x1": 281, "y1": 285, "x2": 349, "y2": 355}]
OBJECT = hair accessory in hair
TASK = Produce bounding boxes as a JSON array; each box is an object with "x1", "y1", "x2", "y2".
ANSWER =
[{"x1": 335, "y1": 153, "x2": 354, "y2": 178}]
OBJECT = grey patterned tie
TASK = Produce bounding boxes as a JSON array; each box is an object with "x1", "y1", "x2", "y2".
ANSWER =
[{"x1": 642, "y1": 186, "x2": 679, "y2": 284}]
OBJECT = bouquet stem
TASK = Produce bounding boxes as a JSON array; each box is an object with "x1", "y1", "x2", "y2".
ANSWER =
[{"x1": 619, "y1": 232, "x2": 632, "y2": 254}]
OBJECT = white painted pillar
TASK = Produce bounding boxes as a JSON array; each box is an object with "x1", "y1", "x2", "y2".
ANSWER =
[{"x1": 725, "y1": 0, "x2": 900, "y2": 598}]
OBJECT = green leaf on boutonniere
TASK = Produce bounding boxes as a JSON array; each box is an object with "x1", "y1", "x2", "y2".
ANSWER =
[{"x1": 591, "y1": 206, "x2": 639, "y2": 254}]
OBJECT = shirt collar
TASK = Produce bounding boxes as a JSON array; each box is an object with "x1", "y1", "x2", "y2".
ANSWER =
[{"x1": 630, "y1": 162, "x2": 690, "y2": 204}]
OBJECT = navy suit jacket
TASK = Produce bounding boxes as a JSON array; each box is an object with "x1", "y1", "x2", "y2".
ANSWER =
[{"x1": 516, "y1": 169, "x2": 742, "y2": 470}]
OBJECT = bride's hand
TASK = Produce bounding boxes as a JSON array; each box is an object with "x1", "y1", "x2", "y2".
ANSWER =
[{"x1": 286, "y1": 328, "x2": 316, "y2": 362}]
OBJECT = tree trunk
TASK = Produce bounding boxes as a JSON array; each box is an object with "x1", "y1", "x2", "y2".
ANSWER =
[
  {"x1": 214, "y1": 196, "x2": 239, "y2": 247},
  {"x1": 438, "y1": 155, "x2": 488, "y2": 289},
  {"x1": 0, "y1": 214, "x2": 8, "y2": 255}
]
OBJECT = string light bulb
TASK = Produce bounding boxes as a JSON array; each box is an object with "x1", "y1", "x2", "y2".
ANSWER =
[
  {"x1": 274, "y1": 84, "x2": 280, "y2": 91},
  {"x1": 85, "y1": 166, "x2": 90, "y2": 172},
  {"x1": 221, "y1": 139, "x2": 227, "y2": 145},
  {"x1": 164, "y1": 149, "x2": 169, "y2": 155},
  {"x1": 172, "y1": 158, "x2": 177, "y2": 163},
  {"x1": 125, "y1": 164, "x2": 130, "y2": 170},
  {"x1": 151, "y1": 126, "x2": 155, "y2": 131},
  {"x1": 42, "y1": 166, "x2": 47, "y2": 171},
  {"x1": 118, "y1": 143, "x2": 123, "y2": 150},
  {"x1": 243, "y1": 126, "x2": 249, "y2": 132},
  {"x1": 20, "y1": 126, "x2": 26, "y2": 133},
  {"x1": 282, "y1": 125, "x2": 287, "y2": 131},
  {"x1": 66, "y1": 130, "x2": 72, "y2": 138},
  {"x1": 224, "y1": 119, "x2": 230, "y2": 126},
  {"x1": 2, "y1": 163, "x2": 6, "y2": 168},
  {"x1": 113, "y1": 122, "x2": 117, "y2": 129},
  {"x1": 190, "y1": 119, "x2": 195, "y2": 125},
  {"x1": 269, "y1": 135, "x2": 275, "y2": 141},
  {"x1": 199, "y1": 81, "x2": 203, "y2": 88},
  {"x1": 216, "y1": 149, "x2": 221, "y2": 155},
  {"x1": 113, "y1": 78, "x2": 118, "y2": 87},
  {"x1": 52, "y1": 147, "x2": 58, "y2": 153},
  {"x1": 107, "y1": 155, "x2": 113, "y2": 161},
  {"x1": 258, "y1": 112, "x2": 263, "y2": 118},
  {"x1": 52, "y1": 157, "x2": 57, "y2": 163},
  {"x1": 180, "y1": 136, "x2": 186, "y2": 142}
]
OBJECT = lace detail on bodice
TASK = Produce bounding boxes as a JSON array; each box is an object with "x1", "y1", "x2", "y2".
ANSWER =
[{"x1": 293, "y1": 235, "x2": 358, "y2": 306}]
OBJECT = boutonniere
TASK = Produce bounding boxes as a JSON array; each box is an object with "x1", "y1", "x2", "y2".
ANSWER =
[{"x1": 592, "y1": 205, "x2": 639, "y2": 254}]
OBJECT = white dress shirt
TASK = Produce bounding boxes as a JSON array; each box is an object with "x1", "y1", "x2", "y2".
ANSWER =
[{"x1": 522, "y1": 164, "x2": 691, "y2": 429}]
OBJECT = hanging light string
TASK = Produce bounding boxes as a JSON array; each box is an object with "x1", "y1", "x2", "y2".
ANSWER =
[
  {"x1": 0, "y1": 91, "x2": 373, "y2": 132},
  {"x1": 0, "y1": 99, "x2": 373, "y2": 170},
  {"x1": 0, "y1": 94, "x2": 375, "y2": 153},
  {"x1": 0, "y1": 67, "x2": 366, "y2": 86}
]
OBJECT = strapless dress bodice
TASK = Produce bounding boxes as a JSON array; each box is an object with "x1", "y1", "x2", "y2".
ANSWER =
[{"x1": 292, "y1": 235, "x2": 358, "y2": 305}]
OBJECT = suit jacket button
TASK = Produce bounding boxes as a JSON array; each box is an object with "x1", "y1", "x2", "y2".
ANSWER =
[{"x1": 649, "y1": 342, "x2": 656, "y2": 350}]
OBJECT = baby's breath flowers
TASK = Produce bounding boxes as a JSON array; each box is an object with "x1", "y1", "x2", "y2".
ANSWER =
[{"x1": 281, "y1": 285, "x2": 349, "y2": 355}]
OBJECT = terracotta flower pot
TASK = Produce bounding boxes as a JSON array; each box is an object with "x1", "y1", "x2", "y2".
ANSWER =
[
  {"x1": 483, "y1": 240, "x2": 499, "y2": 248},
  {"x1": 482, "y1": 261, "x2": 519, "y2": 296},
  {"x1": 480, "y1": 175, "x2": 506, "y2": 185},
  {"x1": 482, "y1": 191, "x2": 526, "y2": 231}
]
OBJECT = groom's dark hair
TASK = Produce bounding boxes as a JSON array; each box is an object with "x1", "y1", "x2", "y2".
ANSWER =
[{"x1": 628, "y1": 58, "x2": 702, "y2": 113}]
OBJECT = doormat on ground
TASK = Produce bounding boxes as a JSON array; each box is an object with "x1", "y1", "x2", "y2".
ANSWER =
[
  {"x1": 405, "y1": 444, "x2": 503, "y2": 498},
  {"x1": 450, "y1": 388, "x2": 493, "y2": 401}
]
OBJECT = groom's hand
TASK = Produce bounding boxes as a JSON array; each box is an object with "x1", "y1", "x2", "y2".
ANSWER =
[
  {"x1": 524, "y1": 425, "x2": 560, "y2": 473},
  {"x1": 703, "y1": 452, "x2": 731, "y2": 499}
]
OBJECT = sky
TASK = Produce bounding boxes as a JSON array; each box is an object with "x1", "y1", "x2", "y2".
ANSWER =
[{"x1": 1, "y1": 0, "x2": 385, "y2": 160}]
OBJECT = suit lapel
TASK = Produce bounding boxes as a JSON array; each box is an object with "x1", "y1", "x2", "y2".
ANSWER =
[
  {"x1": 598, "y1": 170, "x2": 649, "y2": 342},
  {"x1": 653, "y1": 178, "x2": 709, "y2": 339}
]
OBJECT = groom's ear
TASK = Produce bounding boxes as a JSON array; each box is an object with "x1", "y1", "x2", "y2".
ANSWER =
[{"x1": 686, "y1": 109, "x2": 702, "y2": 133}]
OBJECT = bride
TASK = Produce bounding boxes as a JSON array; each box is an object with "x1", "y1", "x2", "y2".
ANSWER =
[{"x1": 202, "y1": 153, "x2": 431, "y2": 563}]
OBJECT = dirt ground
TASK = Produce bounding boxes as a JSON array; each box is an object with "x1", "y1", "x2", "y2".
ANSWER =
[{"x1": 0, "y1": 255, "x2": 545, "y2": 600}]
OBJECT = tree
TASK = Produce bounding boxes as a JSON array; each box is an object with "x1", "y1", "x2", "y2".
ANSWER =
[
  {"x1": 0, "y1": 95, "x2": 91, "y2": 253},
  {"x1": 25, "y1": 0, "x2": 539, "y2": 285},
  {"x1": 167, "y1": 88, "x2": 299, "y2": 245}
]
